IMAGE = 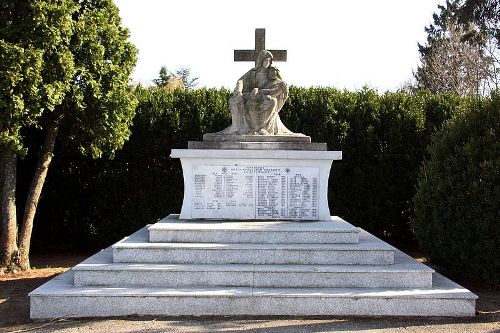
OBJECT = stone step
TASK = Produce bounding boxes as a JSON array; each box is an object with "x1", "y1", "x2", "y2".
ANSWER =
[
  {"x1": 73, "y1": 247, "x2": 433, "y2": 288},
  {"x1": 148, "y1": 215, "x2": 359, "y2": 244},
  {"x1": 112, "y1": 227, "x2": 394, "y2": 265},
  {"x1": 30, "y1": 270, "x2": 477, "y2": 318}
]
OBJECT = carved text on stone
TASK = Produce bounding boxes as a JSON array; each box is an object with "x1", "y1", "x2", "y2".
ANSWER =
[{"x1": 192, "y1": 165, "x2": 319, "y2": 219}]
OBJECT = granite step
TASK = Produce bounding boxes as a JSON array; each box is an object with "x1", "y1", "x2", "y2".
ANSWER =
[
  {"x1": 148, "y1": 215, "x2": 359, "y2": 244},
  {"x1": 73, "y1": 247, "x2": 433, "y2": 288},
  {"x1": 30, "y1": 270, "x2": 477, "y2": 318},
  {"x1": 112, "y1": 227, "x2": 395, "y2": 265}
]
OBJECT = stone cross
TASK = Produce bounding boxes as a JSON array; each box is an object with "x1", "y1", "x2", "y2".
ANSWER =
[{"x1": 234, "y1": 28, "x2": 287, "y2": 66}]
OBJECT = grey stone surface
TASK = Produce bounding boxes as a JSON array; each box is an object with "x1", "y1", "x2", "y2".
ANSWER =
[
  {"x1": 171, "y1": 149, "x2": 341, "y2": 159},
  {"x1": 148, "y1": 215, "x2": 359, "y2": 244},
  {"x1": 112, "y1": 226, "x2": 394, "y2": 265},
  {"x1": 73, "y1": 247, "x2": 433, "y2": 288},
  {"x1": 188, "y1": 141, "x2": 325, "y2": 150},
  {"x1": 29, "y1": 214, "x2": 477, "y2": 319},
  {"x1": 208, "y1": 47, "x2": 301, "y2": 138},
  {"x1": 30, "y1": 270, "x2": 477, "y2": 318},
  {"x1": 150, "y1": 229, "x2": 358, "y2": 245},
  {"x1": 187, "y1": 165, "x2": 323, "y2": 220},
  {"x1": 202, "y1": 134, "x2": 311, "y2": 142},
  {"x1": 171, "y1": 149, "x2": 341, "y2": 220}
]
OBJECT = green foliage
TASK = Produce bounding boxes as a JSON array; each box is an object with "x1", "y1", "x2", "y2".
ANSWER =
[
  {"x1": 0, "y1": 42, "x2": 43, "y2": 154},
  {"x1": 26, "y1": 87, "x2": 469, "y2": 251},
  {"x1": 0, "y1": 0, "x2": 76, "y2": 154},
  {"x1": 61, "y1": 0, "x2": 138, "y2": 158},
  {"x1": 282, "y1": 87, "x2": 467, "y2": 241},
  {"x1": 0, "y1": 0, "x2": 137, "y2": 269},
  {"x1": 29, "y1": 87, "x2": 228, "y2": 249},
  {"x1": 0, "y1": 0, "x2": 137, "y2": 158},
  {"x1": 153, "y1": 67, "x2": 172, "y2": 87},
  {"x1": 413, "y1": 94, "x2": 500, "y2": 285}
]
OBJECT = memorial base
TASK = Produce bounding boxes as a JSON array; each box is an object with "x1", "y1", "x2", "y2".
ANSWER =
[
  {"x1": 29, "y1": 146, "x2": 477, "y2": 319},
  {"x1": 30, "y1": 215, "x2": 477, "y2": 318},
  {"x1": 171, "y1": 149, "x2": 342, "y2": 221}
]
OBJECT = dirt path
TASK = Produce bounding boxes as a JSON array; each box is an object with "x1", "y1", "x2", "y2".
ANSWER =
[
  {"x1": 1, "y1": 253, "x2": 499, "y2": 333},
  {"x1": 2, "y1": 313, "x2": 500, "y2": 333}
]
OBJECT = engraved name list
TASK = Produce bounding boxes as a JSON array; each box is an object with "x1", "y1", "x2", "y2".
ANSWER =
[{"x1": 192, "y1": 165, "x2": 319, "y2": 220}]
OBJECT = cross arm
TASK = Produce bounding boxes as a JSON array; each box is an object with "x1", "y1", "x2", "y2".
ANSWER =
[{"x1": 234, "y1": 49, "x2": 287, "y2": 62}]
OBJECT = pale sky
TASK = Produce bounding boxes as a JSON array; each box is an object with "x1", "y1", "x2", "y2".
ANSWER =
[{"x1": 115, "y1": 0, "x2": 444, "y2": 91}]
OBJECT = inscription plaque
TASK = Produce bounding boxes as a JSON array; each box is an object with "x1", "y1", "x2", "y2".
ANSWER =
[{"x1": 192, "y1": 165, "x2": 319, "y2": 219}]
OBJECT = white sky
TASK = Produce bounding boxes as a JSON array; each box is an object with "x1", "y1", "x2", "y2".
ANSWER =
[{"x1": 115, "y1": 0, "x2": 444, "y2": 91}]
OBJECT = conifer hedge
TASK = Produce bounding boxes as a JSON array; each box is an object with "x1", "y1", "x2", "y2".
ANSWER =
[
  {"x1": 25, "y1": 87, "x2": 469, "y2": 252},
  {"x1": 413, "y1": 94, "x2": 500, "y2": 285}
]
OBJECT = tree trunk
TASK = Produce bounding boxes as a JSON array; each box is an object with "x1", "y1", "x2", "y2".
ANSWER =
[
  {"x1": 0, "y1": 146, "x2": 4, "y2": 241},
  {"x1": 0, "y1": 150, "x2": 19, "y2": 270},
  {"x1": 18, "y1": 116, "x2": 62, "y2": 271}
]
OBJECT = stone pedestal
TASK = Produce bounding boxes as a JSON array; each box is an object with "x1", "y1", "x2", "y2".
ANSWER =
[
  {"x1": 29, "y1": 142, "x2": 477, "y2": 319},
  {"x1": 172, "y1": 149, "x2": 341, "y2": 221}
]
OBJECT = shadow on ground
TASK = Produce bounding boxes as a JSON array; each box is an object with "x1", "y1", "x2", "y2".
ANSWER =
[
  {"x1": 0, "y1": 275, "x2": 55, "y2": 326},
  {"x1": 2, "y1": 313, "x2": 499, "y2": 333}
]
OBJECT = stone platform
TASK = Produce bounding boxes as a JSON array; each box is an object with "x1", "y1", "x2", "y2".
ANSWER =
[
  {"x1": 188, "y1": 141, "x2": 327, "y2": 151},
  {"x1": 194, "y1": 132, "x2": 324, "y2": 151},
  {"x1": 30, "y1": 215, "x2": 477, "y2": 318},
  {"x1": 202, "y1": 133, "x2": 311, "y2": 142}
]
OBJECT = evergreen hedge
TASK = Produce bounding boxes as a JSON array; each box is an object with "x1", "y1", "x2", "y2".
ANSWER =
[
  {"x1": 413, "y1": 94, "x2": 500, "y2": 285},
  {"x1": 25, "y1": 87, "x2": 466, "y2": 252}
]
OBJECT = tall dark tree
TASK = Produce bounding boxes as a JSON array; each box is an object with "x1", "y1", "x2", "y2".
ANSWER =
[
  {"x1": 415, "y1": 0, "x2": 498, "y2": 95},
  {"x1": 1, "y1": 0, "x2": 76, "y2": 271},
  {"x1": 153, "y1": 66, "x2": 173, "y2": 87},
  {"x1": 154, "y1": 66, "x2": 198, "y2": 90},
  {"x1": 457, "y1": 0, "x2": 500, "y2": 43},
  {"x1": 457, "y1": 0, "x2": 500, "y2": 92},
  {"x1": 176, "y1": 67, "x2": 199, "y2": 90},
  {"x1": 0, "y1": 0, "x2": 137, "y2": 271}
]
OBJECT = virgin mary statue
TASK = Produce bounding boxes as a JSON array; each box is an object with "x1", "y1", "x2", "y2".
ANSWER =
[{"x1": 214, "y1": 50, "x2": 297, "y2": 136}]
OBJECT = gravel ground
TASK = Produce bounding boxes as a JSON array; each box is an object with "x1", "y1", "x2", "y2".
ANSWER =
[{"x1": 2, "y1": 315, "x2": 500, "y2": 333}]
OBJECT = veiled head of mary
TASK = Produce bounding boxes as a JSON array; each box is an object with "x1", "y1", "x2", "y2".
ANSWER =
[{"x1": 256, "y1": 50, "x2": 273, "y2": 69}]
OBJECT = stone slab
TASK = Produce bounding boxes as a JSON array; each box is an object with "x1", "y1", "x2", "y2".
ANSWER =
[
  {"x1": 171, "y1": 149, "x2": 341, "y2": 220},
  {"x1": 188, "y1": 141, "x2": 327, "y2": 151},
  {"x1": 30, "y1": 270, "x2": 477, "y2": 318},
  {"x1": 73, "y1": 247, "x2": 433, "y2": 288},
  {"x1": 202, "y1": 134, "x2": 311, "y2": 142},
  {"x1": 112, "y1": 226, "x2": 395, "y2": 265},
  {"x1": 148, "y1": 215, "x2": 359, "y2": 244},
  {"x1": 171, "y1": 149, "x2": 341, "y2": 160},
  {"x1": 192, "y1": 165, "x2": 322, "y2": 220}
]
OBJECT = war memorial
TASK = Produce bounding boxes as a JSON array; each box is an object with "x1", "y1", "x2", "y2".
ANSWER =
[{"x1": 29, "y1": 29, "x2": 477, "y2": 318}]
